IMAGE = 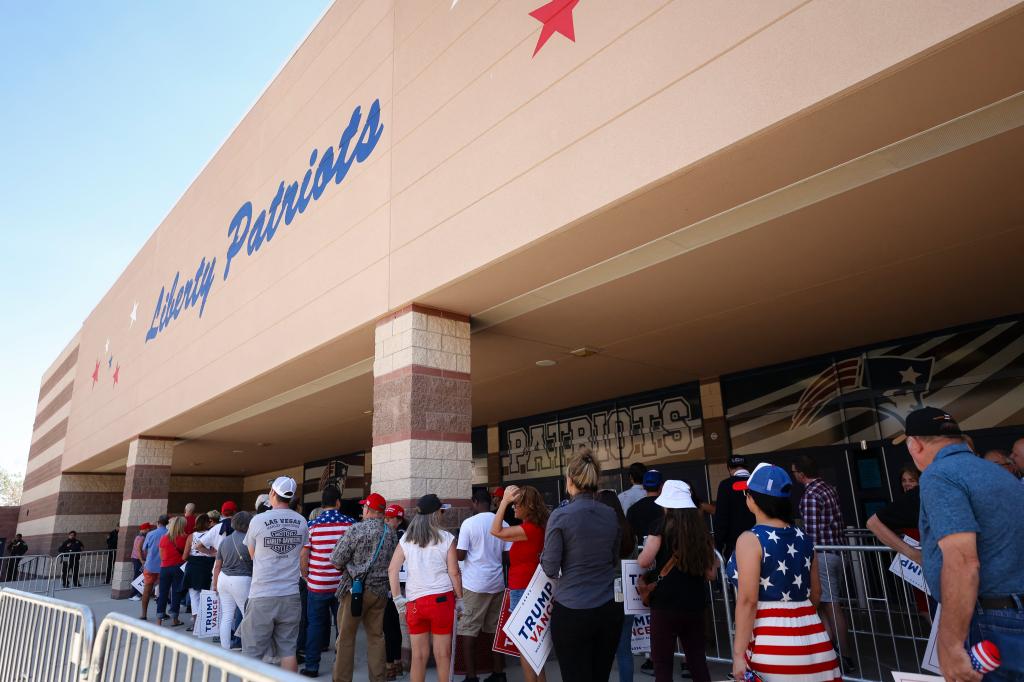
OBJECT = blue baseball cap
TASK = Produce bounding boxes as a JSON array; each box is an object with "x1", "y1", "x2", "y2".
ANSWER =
[
  {"x1": 642, "y1": 469, "x2": 663, "y2": 491},
  {"x1": 732, "y1": 463, "x2": 792, "y2": 498}
]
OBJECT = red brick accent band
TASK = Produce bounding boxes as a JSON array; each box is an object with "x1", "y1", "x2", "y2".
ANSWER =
[
  {"x1": 19, "y1": 491, "x2": 123, "y2": 524},
  {"x1": 23, "y1": 456, "x2": 63, "y2": 491},
  {"x1": 374, "y1": 430, "x2": 473, "y2": 446},
  {"x1": 376, "y1": 304, "x2": 470, "y2": 327},
  {"x1": 123, "y1": 464, "x2": 172, "y2": 501},
  {"x1": 27, "y1": 418, "x2": 68, "y2": 460},
  {"x1": 37, "y1": 346, "x2": 78, "y2": 402},
  {"x1": 373, "y1": 364, "x2": 470, "y2": 385},
  {"x1": 116, "y1": 524, "x2": 142, "y2": 563},
  {"x1": 33, "y1": 383, "x2": 74, "y2": 430}
]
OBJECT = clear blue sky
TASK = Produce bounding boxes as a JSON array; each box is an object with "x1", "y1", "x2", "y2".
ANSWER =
[{"x1": 0, "y1": 1, "x2": 332, "y2": 475}]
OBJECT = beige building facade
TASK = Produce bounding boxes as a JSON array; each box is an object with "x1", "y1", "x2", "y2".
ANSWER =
[{"x1": 16, "y1": 0, "x2": 1024, "y2": 597}]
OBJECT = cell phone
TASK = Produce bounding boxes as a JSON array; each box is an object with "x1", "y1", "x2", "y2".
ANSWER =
[{"x1": 436, "y1": 595, "x2": 448, "y2": 603}]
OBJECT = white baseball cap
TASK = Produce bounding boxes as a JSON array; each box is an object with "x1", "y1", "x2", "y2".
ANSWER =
[
  {"x1": 271, "y1": 476, "x2": 297, "y2": 500},
  {"x1": 654, "y1": 480, "x2": 697, "y2": 509}
]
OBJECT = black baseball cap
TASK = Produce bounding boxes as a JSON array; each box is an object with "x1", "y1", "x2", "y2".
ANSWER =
[
  {"x1": 892, "y1": 407, "x2": 962, "y2": 444},
  {"x1": 727, "y1": 455, "x2": 747, "y2": 469},
  {"x1": 416, "y1": 494, "x2": 451, "y2": 515}
]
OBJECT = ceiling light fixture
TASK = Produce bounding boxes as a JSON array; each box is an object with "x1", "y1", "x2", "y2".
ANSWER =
[
  {"x1": 569, "y1": 346, "x2": 599, "y2": 358},
  {"x1": 232, "y1": 449, "x2": 245, "y2": 454},
  {"x1": 535, "y1": 359, "x2": 556, "y2": 367},
  {"x1": 363, "y1": 409, "x2": 373, "y2": 415}
]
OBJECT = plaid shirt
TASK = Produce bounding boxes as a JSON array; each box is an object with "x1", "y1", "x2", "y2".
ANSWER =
[
  {"x1": 798, "y1": 478, "x2": 844, "y2": 546},
  {"x1": 329, "y1": 518, "x2": 397, "y2": 598}
]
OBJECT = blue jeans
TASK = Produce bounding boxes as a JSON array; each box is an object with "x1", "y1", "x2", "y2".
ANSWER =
[
  {"x1": 617, "y1": 611, "x2": 635, "y2": 682},
  {"x1": 969, "y1": 603, "x2": 1024, "y2": 681},
  {"x1": 157, "y1": 565, "x2": 185, "y2": 618},
  {"x1": 509, "y1": 589, "x2": 526, "y2": 611},
  {"x1": 303, "y1": 591, "x2": 339, "y2": 671}
]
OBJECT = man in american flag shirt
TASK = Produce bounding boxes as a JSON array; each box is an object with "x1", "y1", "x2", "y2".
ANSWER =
[{"x1": 299, "y1": 485, "x2": 355, "y2": 677}]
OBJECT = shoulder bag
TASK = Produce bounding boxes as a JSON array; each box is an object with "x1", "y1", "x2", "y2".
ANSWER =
[{"x1": 636, "y1": 556, "x2": 677, "y2": 607}]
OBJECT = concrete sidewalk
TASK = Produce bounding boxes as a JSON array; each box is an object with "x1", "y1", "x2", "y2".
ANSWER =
[{"x1": 64, "y1": 587, "x2": 732, "y2": 680}]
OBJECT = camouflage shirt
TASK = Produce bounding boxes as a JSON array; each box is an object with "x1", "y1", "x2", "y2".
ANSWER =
[{"x1": 329, "y1": 518, "x2": 397, "y2": 598}]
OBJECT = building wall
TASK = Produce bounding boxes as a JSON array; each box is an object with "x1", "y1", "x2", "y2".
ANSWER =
[
  {"x1": 45, "y1": 0, "x2": 1017, "y2": 475},
  {"x1": 0, "y1": 507, "x2": 20, "y2": 549}
]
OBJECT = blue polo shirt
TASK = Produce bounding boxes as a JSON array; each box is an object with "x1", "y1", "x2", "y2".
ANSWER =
[
  {"x1": 142, "y1": 526, "x2": 167, "y2": 573},
  {"x1": 919, "y1": 443, "x2": 1024, "y2": 601}
]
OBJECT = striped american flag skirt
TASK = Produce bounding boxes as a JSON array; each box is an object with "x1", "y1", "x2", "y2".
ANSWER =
[{"x1": 746, "y1": 600, "x2": 842, "y2": 682}]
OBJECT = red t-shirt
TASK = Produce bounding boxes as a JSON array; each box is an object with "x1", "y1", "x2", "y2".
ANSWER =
[
  {"x1": 508, "y1": 521, "x2": 545, "y2": 589},
  {"x1": 183, "y1": 514, "x2": 197, "y2": 536},
  {"x1": 159, "y1": 534, "x2": 186, "y2": 568}
]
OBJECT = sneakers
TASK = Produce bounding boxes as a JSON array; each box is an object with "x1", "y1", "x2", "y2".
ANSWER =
[
  {"x1": 483, "y1": 674, "x2": 507, "y2": 682},
  {"x1": 129, "y1": 596, "x2": 140, "y2": 601},
  {"x1": 640, "y1": 658, "x2": 654, "y2": 675},
  {"x1": 299, "y1": 670, "x2": 319, "y2": 678}
]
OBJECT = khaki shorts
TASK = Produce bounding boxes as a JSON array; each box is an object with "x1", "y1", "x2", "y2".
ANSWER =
[
  {"x1": 456, "y1": 589, "x2": 502, "y2": 636},
  {"x1": 817, "y1": 553, "x2": 845, "y2": 603},
  {"x1": 239, "y1": 595, "x2": 301, "y2": 659}
]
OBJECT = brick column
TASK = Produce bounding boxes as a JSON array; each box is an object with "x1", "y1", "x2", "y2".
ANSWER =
[
  {"x1": 372, "y1": 305, "x2": 473, "y2": 527},
  {"x1": 111, "y1": 437, "x2": 175, "y2": 599}
]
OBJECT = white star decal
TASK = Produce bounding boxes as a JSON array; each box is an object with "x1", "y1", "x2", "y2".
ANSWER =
[
  {"x1": 777, "y1": 560, "x2": 789, "y2": 575},
  {"x1": 899, "y1": 366, "x2": 922, "y2": 384},
  {"x1": 786, "y1": 543, "x2": 798, "y2": 557},
  {"x1": 759, "y1": 575, "x2": 773, "y2": 590},
  {"x1": 805, "y1": 556, "x2": 812, "y2": 570},
  {"x1": 792, "y1": 574, "x2": 803, "y2": 588},
  {"x1": 732, "y1": 569, "x2": 739, "y2": 580},
  {"x1": 781, "y1": 590, "x2": 792, "y2": 602},
  {"x1": 794, "y1": 528, "x2": 805, "y2": 539},
  {"x1": 766, "y1": 530, "x2": 780, "y2": 543},
  {"x1": 130, "y1": 301, "x2": 138, "y2": 328}
]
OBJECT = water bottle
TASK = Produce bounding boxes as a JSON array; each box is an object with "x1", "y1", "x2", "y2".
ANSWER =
[
  {"x1": 969, "y1": 640, "x2": 1000, "y2": 673},
  {"x1": 614, "y1": 577, "x2": 624, "y2": 602}
]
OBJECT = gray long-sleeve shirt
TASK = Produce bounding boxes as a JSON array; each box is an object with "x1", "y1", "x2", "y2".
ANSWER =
[{"x1": 540, "y1": 492, "x2": 621, "y2": 609}]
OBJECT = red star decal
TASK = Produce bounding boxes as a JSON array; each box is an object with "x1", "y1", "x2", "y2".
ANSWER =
[
  {"x1": 529, "y1": 0, "x2": 579, "y2": 57},
  {"x1": 91, "y1": 360, "x2": 100, "y2": 387},
  {"x1": 113, "y1": 364, "x2": 120, "y2": 386}
]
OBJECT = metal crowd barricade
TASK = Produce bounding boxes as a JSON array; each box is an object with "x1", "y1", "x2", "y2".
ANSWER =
[
  {"x1": 51, "y1": 550, "x2": 116, "y2": 594},
  {"x1": 0, "y1": 587, "x2": 95, "y2": 682},
  {"x1": 88, "y1": 612, "x2": 295, "y2": 682},
  {"x1": 0, "y1": 553, "x2": 55, "y2": 593},
  {"x1": 702, "y1": 549, "x2": 735, "y2": 664},
  {"x1": 815, "y1": 544, "x2": 933, "y2": 682}
]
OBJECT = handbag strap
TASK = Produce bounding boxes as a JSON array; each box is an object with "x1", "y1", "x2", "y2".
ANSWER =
[
  {"x1": 656, "y1": 556, "x2": 678, "y2": 581},
  {"x1": 358, "y1": 526, "x2": 388, "y2": 581}
]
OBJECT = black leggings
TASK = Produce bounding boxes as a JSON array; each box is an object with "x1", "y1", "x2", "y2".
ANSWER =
[
  {"x1": 384, "y1": 597, "x2": 402, "y2": 662},
  {"x1": 550, "y1": 599, "x2": 623, "y2": 682},
  {"x1": 650, "y1": 607, "x2": 710, "y2": 682}
]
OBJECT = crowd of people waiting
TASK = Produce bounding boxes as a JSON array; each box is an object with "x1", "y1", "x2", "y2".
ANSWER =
[{"x1": 117, "y1": 405, "x2": 1022, "y2": 682}]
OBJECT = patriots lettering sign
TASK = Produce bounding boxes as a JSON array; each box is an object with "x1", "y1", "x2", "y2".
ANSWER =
[
  {"x1": 725, "y1": 318, "x2": 1024, "y2": 454},
  {"x1": 499, "y1": 385, "x2": 704, "y2": 481}
]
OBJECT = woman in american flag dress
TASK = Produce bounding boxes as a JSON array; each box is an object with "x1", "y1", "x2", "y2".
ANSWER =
[{"x1": 727, "y1": 463, "x2": 841, "y2": 682}]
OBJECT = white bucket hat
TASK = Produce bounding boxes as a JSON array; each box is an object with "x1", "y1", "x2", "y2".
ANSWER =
[{"x1": 654, "y1": 480, "x2": 697, "y2": 509}]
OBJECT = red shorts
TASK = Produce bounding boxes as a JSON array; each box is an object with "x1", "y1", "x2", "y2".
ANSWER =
[
  {"x1": 406, "y1": 591, "x2": 456, "y2": 635},
  {"x1": 143, "y1": 570, "x2": 159, "y2": 586}
]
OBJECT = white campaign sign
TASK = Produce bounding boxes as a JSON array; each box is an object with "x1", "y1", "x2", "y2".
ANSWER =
[
  {"x1": 621, "y1": 560, "x2": 650, "y2": 615},
  {"x1": 130, "y1": 573, "x2": 145, "y2": 595},
  {"x1": 502, "y1": 566, "x2": 557, "y2": 675},
  {"x1": 921, "y1": 604, "x2": 941, "y2": 674},
  {"x1": 193, "y1": 590, "x2": 220, "y2": 639},
  {"x1": 891, "y1": 674, "x2": 943, "y2": 682},
  {"x1": 629, "y1": 614, "x2": 652, "y2": 654},
  {"x1": 888, "y1": 536, "x2": 930, "y2": 595}
]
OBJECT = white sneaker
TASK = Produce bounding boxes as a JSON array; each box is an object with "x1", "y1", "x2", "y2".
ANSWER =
[{"x1": 129, "y1": 596, "x2": 141, "y2": 601}]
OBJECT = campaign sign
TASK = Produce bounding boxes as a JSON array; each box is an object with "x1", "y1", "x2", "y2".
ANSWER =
[
  {"x1": 492, "y1": 590, "x2": 521, "y2": 657},
  {"x1": 130, "y1": 573, "x2": 145, "y2": 595},
  {"x1": 891, "y1": 674, "x2": 943, "y2": 682},
  {"x1": 888, "y1": 536, "x2": 930, "y2": 595},
  {"x1": 621, "y1": 560, "x2": 650, "y2": 615},
  {"x1": 193, "y1": 590, "x2": 220, "y2": 639},
  {"x1": 630, "y1": 614, "x2": 652, "y2": 654},
  {"x1": 502, "y1": 566, "x2": 557, "y2": 674}
]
